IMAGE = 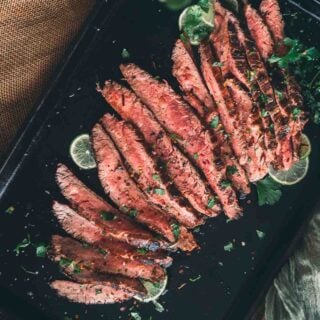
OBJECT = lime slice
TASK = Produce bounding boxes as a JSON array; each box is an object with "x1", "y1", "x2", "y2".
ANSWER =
[
  {"x1": 269, "y1": 157, "x2": 309, "y2": 185},
  {"x1": 70, "y1": 134, "x2": 96, "y2": 169},
  {"x1": 299, "y1": 133, "x2": 311, "y2": 159},
  {"x1": 134, "y1": 273, "x2": 168, "y2": 303}
]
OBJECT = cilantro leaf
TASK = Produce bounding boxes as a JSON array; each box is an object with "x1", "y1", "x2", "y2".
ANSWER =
[
  {"x1": 210, "y1": 115, "x2": 220, "y2": 128},
  {"x1": 256, "y1": 176, "x2": 282, "y2": 206},
  {"x1": 171, "y1": 223, "x2": 180, "y2": 239},
  {"x1": 14, "y1": 235, "x2": 31, "y2": 256},
  {"x1": 35, "y1": 244, "x2": 48, "y2": 258},
  {"x1": 161, "y1": 0, "x2": 191, "y2": 11}
]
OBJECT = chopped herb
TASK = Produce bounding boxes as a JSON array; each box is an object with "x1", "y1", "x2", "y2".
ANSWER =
[
  {"x1": 275, "y1": 90, "x2": 284, "y2": 101},
  {"x1": 261, "y1": 108, "x2": 269, "y2": 117},
  {"x1": 193, "y1": 153, "x2": 199, "y2": 160},
  {"x1": 212, "y1": 61, "x2": 224, "y2": 67},
  {"x1": 35, "y1": 244, "x2": 48, "y2": 258},
  {"x1": 129, "y1": 209, "x2": 138, "y2": 218},
  {"x1": 180, "y1": 0, "x2": 214, "y2": 46},
  {"x1": 226, "y1": 218, "x2": 232, "y2": 223},
  {"x1": 220, "y1": 179, "x2": 232, "y2": 189},
  {"x1": 100, "y1": 211, "x2": 116, "y2": 221},
  {"x1": 121, "y1": 48, "x2": 130, "y2": 59},
  {"x1": 193, "y1": 227, "x2": 200, "y2": 233},
  {"x1": 256, "y1": 230, "x2": 266, "y2": 239},
  {"x1": 169, "y1": 133, "x2": 183, "y2": 141},
  {"x1": 152, "y1": 174, "x2": 161, "y2": 181},
  {"x1": 269, "y1": 37, "x2": 320, "y2": 69},
  {"x1": 5, "y1": 206, "x2": 15, "y2": 214},
  {"x1": 59, "y1": 258, "x2": 82, "y2": 274},
  {"x1": 171, "y1": 223, "x2": 181, "y2": 240},
  {"x1": 189, "y1": 274, "x2": 202, "y2": 282},
  {"x1": 224, "y1": 242, "x2": 234, "y2": 252},
  {"x1": 136, "y1": 248, "x2": 148, "y2": 254},
  {"x1": 130, "y1": 312, "x2": 142, "y2": 320},
  {"x1": 259, "y1": 93, "x2": 269, "y2": 104},
  {"x1": 154, "y1": 188, "x2": 165, "y2": 195},
  {"x1": 153, "y1": 300, "x2": 165, "y2": 313},
  {"x1": 59, "y1": 257, "x2": 73, "y2": 268},
  {"x1": 246, "y1": 70, "x2": 256, "y2": 82},
  {"x1": 256, "y1": 176, "x2": 282, "y2": 206},
  {"x1": 14, "y1": 234, "x2": 31, "y2": 256},
  {"x1": 292, "y1": 107, "x2": 302, "y2": 120},
  {"x1": 98, "y1": 248, "x2": 107, "y2": 255},
  {"x1": 95, "y1": 288, "x2": 102, "y2": 295},
  {"x1": 207, "y1": 197, "x2": 216, "y2": 209},
  {"x1": 226, "y1": 165, "x2": 238, "y2": 175},
  {"x1": 210, "y1": 115, "x2": 220, "y2": 128}
]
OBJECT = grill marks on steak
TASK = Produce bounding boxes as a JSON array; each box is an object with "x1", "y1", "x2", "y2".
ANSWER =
[
  {"x1": 101, "y1": 81, "x2": 221, "y2": 217},
  {"x1": 92, "y1": 123, "x2": 198, "y2": 251},
  {"x1": 56, "y1": 164, "x2": 160, "y2": 250},
  {"x1": 120, "y1": 63, "x2": 242, "y2": 219},
  {"x1": 51, "y1": 235, "x2": 165, "y2": 282},
  {"x1": 101, "y1": 114, "x2": 204, "y2": 228},
  {"x1": 171, "y1": 39, "x2": 250, "y2": 191},
  {"x1": 244, "y1": 3, "x2": 274, "y2": 60},
  {"x1": 53, "y1": 201, "x2": 172, "y2": 267}
]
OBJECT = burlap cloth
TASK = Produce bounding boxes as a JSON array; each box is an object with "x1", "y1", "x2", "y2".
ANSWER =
[{"x1": 0, "y1": 0, "x2": 96, "y2": 160}]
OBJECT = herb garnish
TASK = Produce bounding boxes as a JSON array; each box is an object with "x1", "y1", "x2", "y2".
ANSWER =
[
  {"x1": 35, "y1": 243, "x2": 48, "y2": 258},
  {"x1": 100, "y1": 211, "x2": 116, "y2": 221},
  {"x1": 224, "y1": 242, "x2": 234, "y2": 252},
  {"x1": 121, "y1": 48, "x2": 130, "y2": 59},
  {"x1": 193, "y1": 153, "x2": 199, "y2": 160},
  {"x1": 292, "y1": 107, "x2": 302, "y2": 120},
  {"x1": 189, "y1": 274, "x2": 202, "y2": 282},
  {"x1": 256, "y1": 176, "x2": 282, "y2": 206},
  {"x1": 154, "y1": 188, "x2": 165, "y2": 195},
  {"x1": 207, "y1": 197, "x2": 216, "y2": 209},
  {"x1": 179, "y1": 0, "x2": 214, "y2": 46},
  {"x1": 95, "y1": 288, "x2": 102, "y2": 295},
  {"x1": 171, "y1": 223, "x2": 181, "y2": 239},
  {"x1": 210, "y1": 115, "x2": 220, "y2": 128},
  {"x1": 5, "y1": 206, "x2": 15, "y2": 214},
  {"x1": 226, "y1": 165, "x2": 238, "y2": 175},
  {"x1": 14, "y1": 234, "x2": 31, "y2": 256},
  {"x1": 160, "y1": 0, "x2": 191, "y2": 11},
  {"x1": 152, "y1": 174, "x2": 161, "y2": 181},
  {"x1": 256, "y1": 230, "x2": 266, "y2": 239},
  {"x1": 136, "y1": 248, "x2": 148, "y2": 255},
  {"x1": 220, "y1": 179, "x2": 232, "y2": 189},
  {"x1": 130, "y1": 312, "x2": 142, "y2": 320},
  {"x1": 59, "y1": 258, "x2": 82, "y2": 273},
  {"x1": 212, "y1": 61, "x2": 224, "y2": 67},
  {"x1": 129, "y1": 209, "x2": 138, "y2": 218}
]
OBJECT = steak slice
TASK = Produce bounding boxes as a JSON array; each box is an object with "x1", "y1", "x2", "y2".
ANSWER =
[
  {"x1": 53, "y1": 201, "x2": 172, "y2": 267},
  {"x1": 120, "y1": 63, "x2": 242, "y2": 219},
  {"x1": 244, "y1": 3, "x2": 274, "y2": 60},
  {"x1": 56, "y1": 164, "x2": 162, "y2": 250},
  {"x1": 101, "y1": 114, "x2": 204, "y2": 228},
  {"x1": 51, "y1": 235, "x2": 166, "y2": 282},
  {"x1": 92, "y1": 123, "x2": 198, "y2": 251},
  {"x1": 50, "y1": 278, "x2": 137, "y2": 304},
  {"x1": 171, "y1": 38, "x2": 250, "y2": 191},
  {"x1": 100, "y1": 81, "x2": 221, "y2": 217}
]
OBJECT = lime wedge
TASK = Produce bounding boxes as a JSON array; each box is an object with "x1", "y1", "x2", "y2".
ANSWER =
[
  {"x1": 299, "y1": 133, "x2": 311, "y2": 159},
  {"x1": 70, "y1": 134, "x2": 96, "y2": 169},
  {"x1": 269, "y1": 157, "x2": 309, "y2": 185},
  {"x1": 134, "y1": 273, "x2": 168, "y2": 303}
]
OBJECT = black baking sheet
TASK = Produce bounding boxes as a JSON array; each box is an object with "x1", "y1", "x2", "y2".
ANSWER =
[{"x1": 0, "y1": 1, "x2": 320, "y2": 319}]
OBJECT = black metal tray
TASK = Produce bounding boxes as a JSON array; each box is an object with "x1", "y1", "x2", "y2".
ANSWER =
[{"x1": 0, "y1": 1, "x2": 320, "y2": 319}]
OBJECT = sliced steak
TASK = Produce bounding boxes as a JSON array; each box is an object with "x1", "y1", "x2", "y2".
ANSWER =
[
  {"x1": 120, "y1": 63, "x2": 242, "y2": 219},
  {"x1": 51, "y1": 235, "x2": 166, "y2": 282},
  {"x1": 171, "y1": 38, "x2": 250, "y2": 191},
  {"x1": 101, "y1": 81, "x2": 221, "y2": 217},
  {"x1": 56, "y1": 164, "x2": 161, "y2": 250},
  {"x1": 244, "y1": 3, "x2": 274, "y2": 60},
  {"x1": 92, "y1": 123, "x2": 198, "y2": 251},
  {"x1": 53, "y1": 201, "x2": 172, "y2": 267},
  {"x1": 101, "y1": 114, "x2": 204, "y2": 228},
  {"x1": 50, "y1": 279, "x2": 135, "y2": 304}
]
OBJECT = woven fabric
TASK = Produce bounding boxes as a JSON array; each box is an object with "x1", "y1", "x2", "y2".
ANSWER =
[{"x1": 0, "y1": 0, "x2": 95, "y2": 157}]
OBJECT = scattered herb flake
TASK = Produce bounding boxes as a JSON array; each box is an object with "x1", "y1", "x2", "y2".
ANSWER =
[
  {"x1": 161, "y1": 0, "x2": 191, "y2": 11},
  {"x1": 130, "y1": 312, "x2": 142, "y2": 320},
  {"x1": 129, "y1": 209, "x2": 138, "y2": 218},
  {"x1": 152, "y1": 174, "x2": 161, "y2": 181},
  {"x1": 261, "y1": 108, "x2": 269, "y2": 117},
  {"x1": 14, "y1": 234, "x2": 31, "y2": 256},
  {"x1": 189, "y1": 274, "x2": 202, "y2": 282},
  {"x1": 212, "y1": 61, "x2": 224, "y2": 67},
  {"x1": 95, "y1": 288, "x2": 102, "y2": 295},
  {"x1": 35, "y1": 244, "x2": 48, "y2": 258},
  {"x1": 154, "y1": 188, "x2": 165, "y2": 195},
  {"x1": 210, "y1": 115, "x2": 220, "y2": 128},
  {"x1": 256, "y1": 230, "x2": 266, "y2": 239},
  {"x1": 136, "y1": 248, "x2": 148, "y2": 255},
  {"x1": 5, "y1": 206, "x2": 15, "y2": 214},
  {"x1": 171, "y1": 223, "x2": 181, "y2": 240},
  {"x1": 59, "y1": 257, "x2": 73, "y2": 268},
  {"x1": 207, "y1": 197, "x2": 216, "y2": 209},
  {"x1": 256, "y1": 176, "x2": 282, "y2": 206},
  {"x1": 292, "y1": 107, "x2": 302, "y2": 120},
  {"x1": 169, "y1": 133, "x2": 183, "y2": 141},
  {"x1": 224, "y1": 242, "x2": 234, "y2": 252},
  {"x1": 121, "y1": 48, "x2": 130, "y2": 59},
  {"x1": 275, "y1": 90, "x2": 284, "y2": 101},
  {"x1": 226, "y1": 218, "x2": 232, "y2": 223},
  {"x1": 193, "y1": 153, "x2": 199, "y2": 160},
  {"x1": 226, "y1": 165, "x2": 238, "y2": 175},
  {"x1": 100, "y1": 210, "x2": 116, "y2": 221},
  {"x1": 220, "y1": 179, "x2": 232, "y2": 189},
  {"x1": 153, "y1": 300, "x2": 165, "y2": 313}
]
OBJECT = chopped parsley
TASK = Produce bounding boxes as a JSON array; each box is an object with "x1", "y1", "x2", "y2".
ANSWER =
[
  {"x1": 169, "y1": 133, "x2": 183, "y2": 142},
  {"x1": 5, "y1": 206, "x2": 15, "y2": 214},
  {"x1": 121, "y1": 48, "x2": 130, "y2": 59},
  {"x1": 95, "y1": 288, "x2": 102, "y2": 295},
  {"x1": 136, "y1": 248, "x2": 148, "y2": 255},
  {"x1": 189, "y1": 274, "x2": 202, "y2": 282},
  {"x1": 100, "y1": 211, "x2": 116, "y2": 221},
  {"x1": 207, "y1": 197, "x2": 216, "y2": 209},
  {"x1": 154, "y1": 188, "x2": 165, "y2": 195},
  {"x1": 129, "y1": 209, "x2": 138, "y2": 218},
  {"x1": 35, "y1": 244, "x2": 48, "y2": 258},
  {"x1": 226, "y1": 165, "x2": 238, "y2": 175},
  {"x1": 59, "y1": 258, "x2": 82, "y2": 273},
  {"x1": 224, "y1": 242, "x2": 234, "y2": 252},
  {"x1": 210, "y1": 115, "x2": 220, "y2": 128},
  {"x1": 256, "y1": 230, "x2": 266, "y2": 239},
  {"x1": 14, "y1": 234, "x2": 31, "y2": 256},
  {"x1": 130, "y1": 312, "x2": 142, "y2": 320},
  {"x1": 220, "y1": 179, "x2": 232, "y2": 189},
  {"x1": 161, "y1": 0, "x2": 191, "y2": 11},
  {"x1": 152, "y1": 174, "x2": 161, "y2": 181},
  {"x1": 275, "y1": 90, "x2": 284, "y2": 101},
  {"x1": 179, "y1": 0, "x2": 214, "y2": 46},
  {"x1": 153, "y1": 300, "x2": 165, "y2": 313},
  {"x1": 292, "y1": 107, "x2": 302, "y2": 120},
  {"x1": 212, "y1": 61, "x2": 224, "y2": 67},
  {"x1": 261, "y1": 108, "x2": 269, "y2": 117},
  {"x1": 256, "y1": 176, "x2": 282, "y2": 206},
  {"x1": 193, "y1": 153, "x2": 199, "y2": 160},
  {"x1": 171, "y1": 223, "x2": 181, "y2": 240},
  {"x1": 98, "y1": 248, "x2": 107, "y2": 255}
]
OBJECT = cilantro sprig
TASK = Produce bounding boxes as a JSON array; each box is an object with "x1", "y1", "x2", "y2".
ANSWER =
[{"x1": 256, "y1": 176, "x2": 282, "y2": 206}]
